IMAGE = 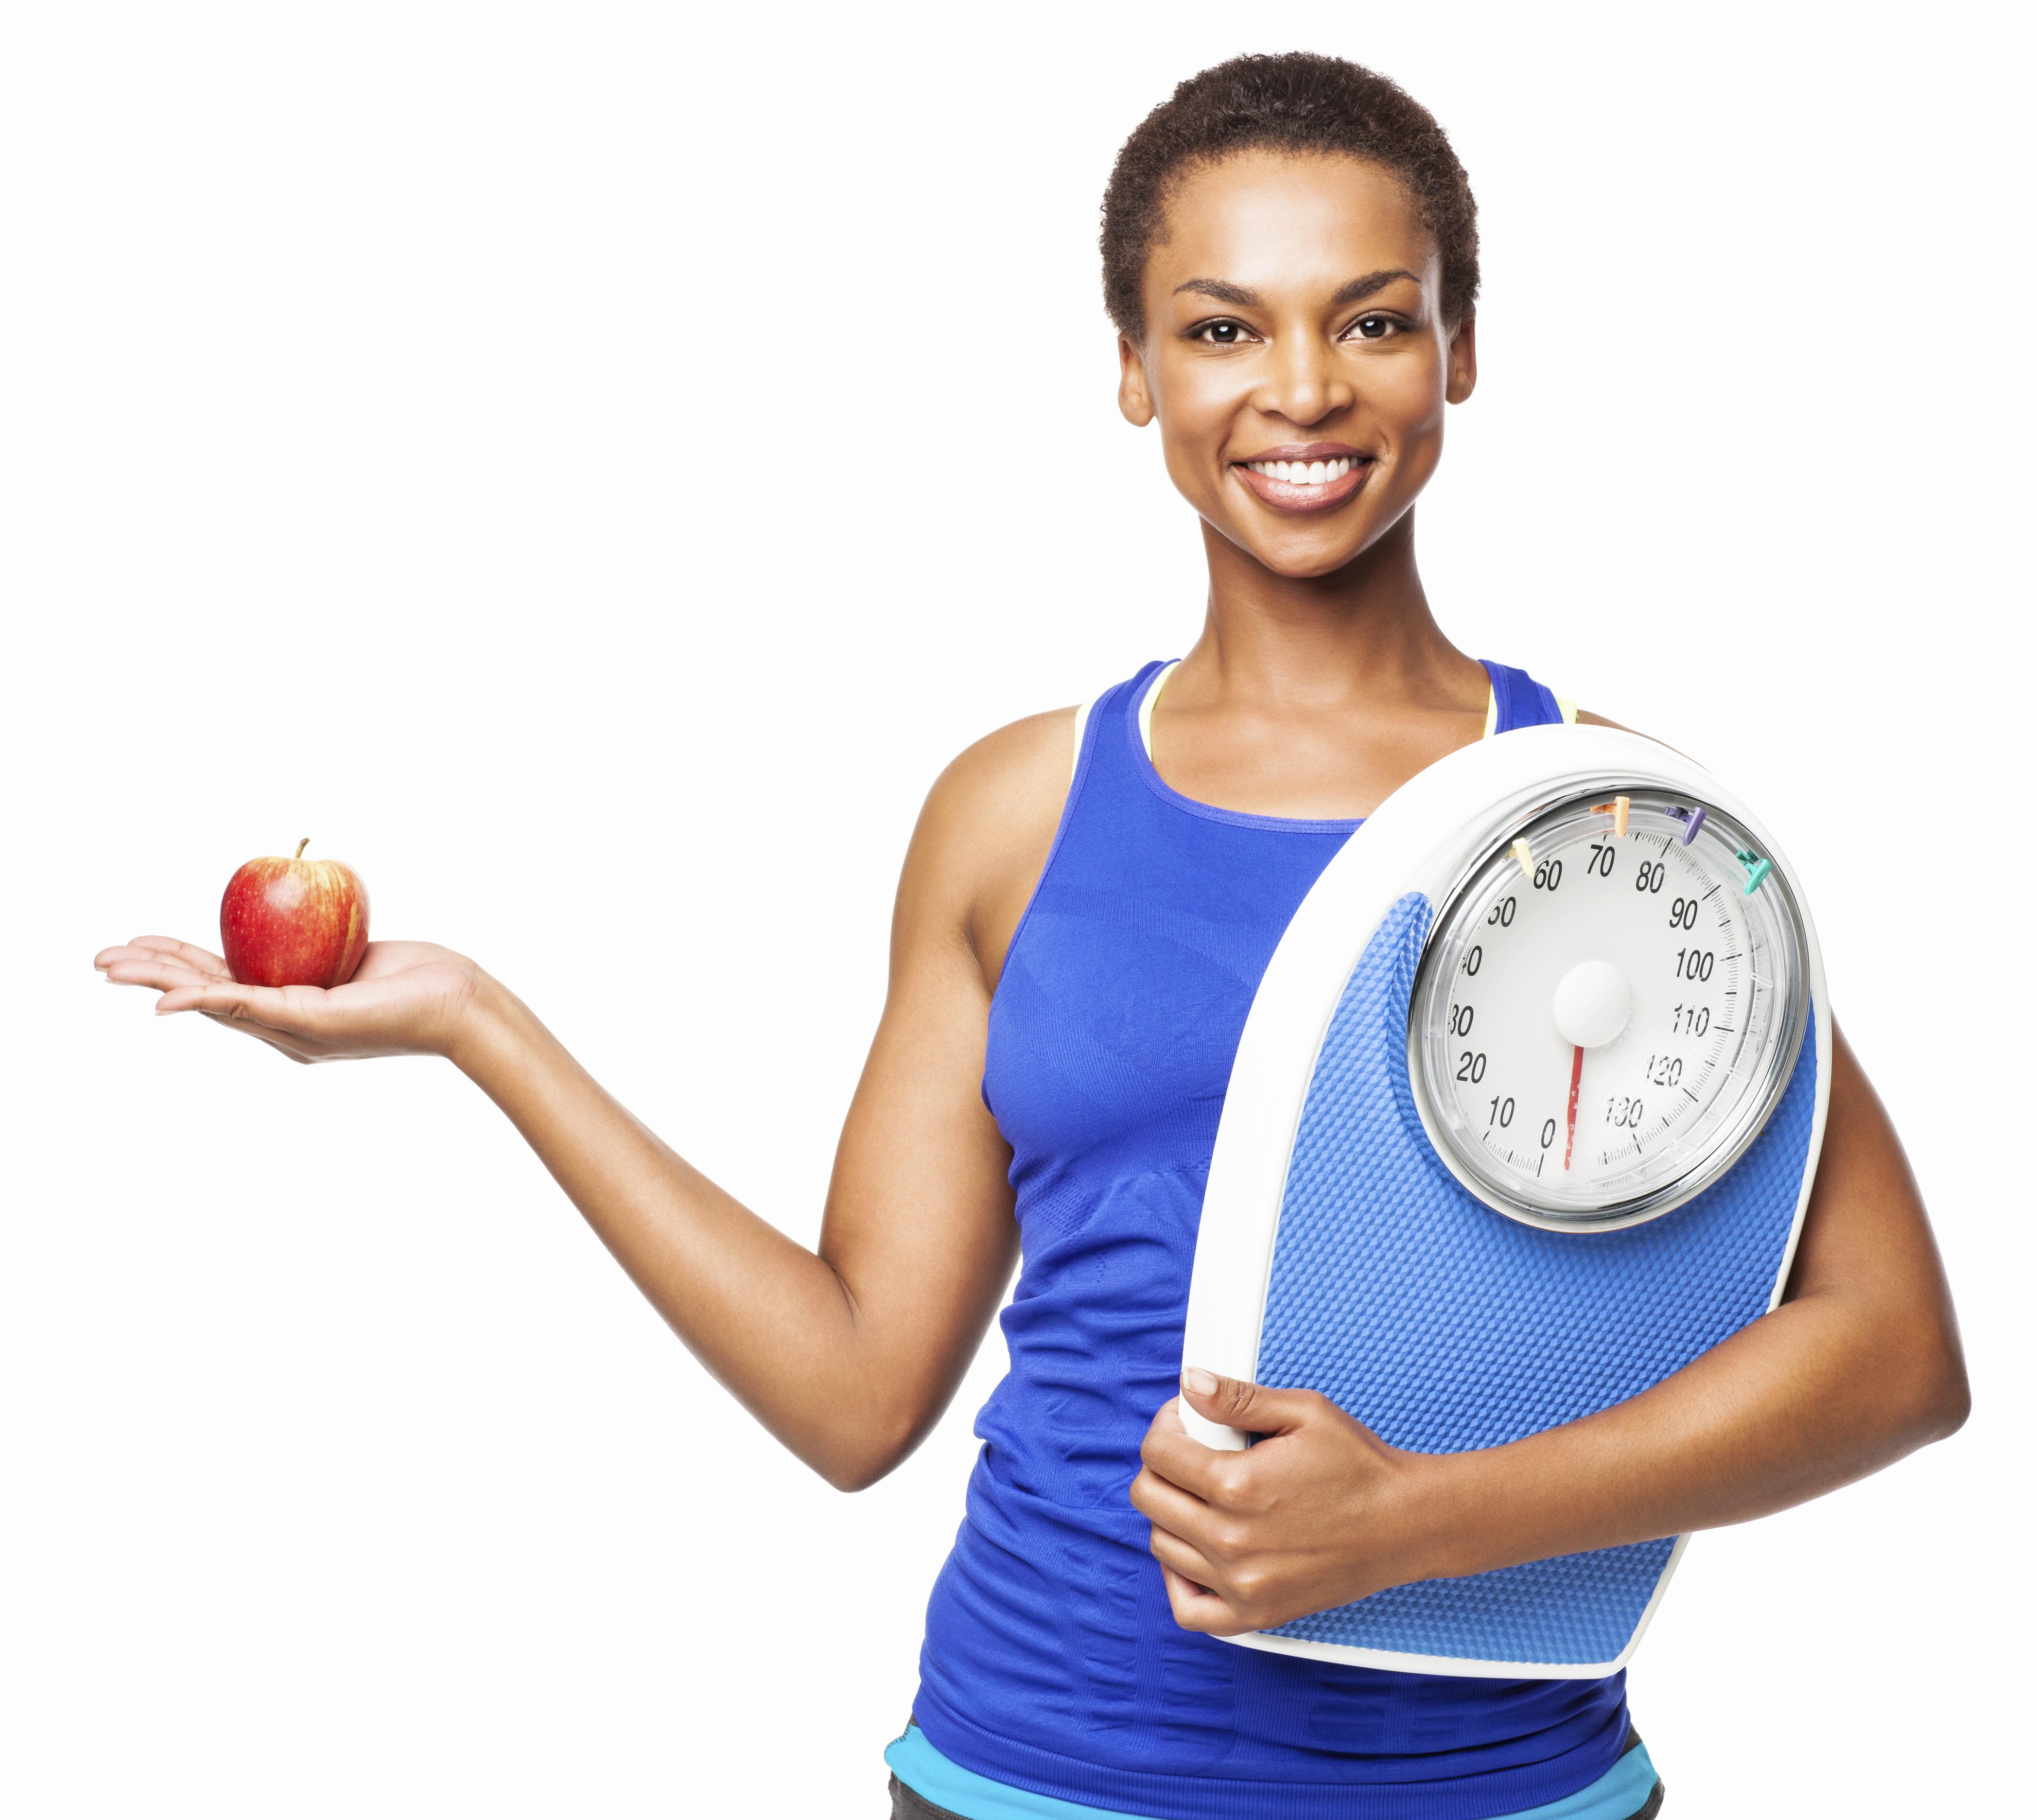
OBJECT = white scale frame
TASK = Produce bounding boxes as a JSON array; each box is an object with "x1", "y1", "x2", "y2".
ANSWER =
[{"x1": 1178, "y1": 724, "x2": 1831, "y2": 1678}]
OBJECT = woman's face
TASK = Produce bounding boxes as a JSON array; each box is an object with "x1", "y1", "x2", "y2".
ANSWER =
[{"x1": 1120, "y1": 151, "x2": 1475, "y2": 581}]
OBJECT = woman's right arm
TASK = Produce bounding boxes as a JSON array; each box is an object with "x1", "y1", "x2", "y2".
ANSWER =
[{"x1": 96, "y1": 712, "x2": 1075, "y2": 1490}]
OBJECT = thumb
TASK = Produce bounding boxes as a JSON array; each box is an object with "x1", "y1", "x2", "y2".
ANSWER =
[{"x1": 1179, "y1": 1366, "x2": 1313, "y2": 1437}]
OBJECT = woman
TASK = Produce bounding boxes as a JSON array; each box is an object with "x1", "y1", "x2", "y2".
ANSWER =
[{"x1": 98, "y1": 54, "x2": 1967, "y2": 1820}]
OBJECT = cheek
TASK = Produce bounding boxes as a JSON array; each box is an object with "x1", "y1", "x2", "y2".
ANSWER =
[
  {"x1": 1154, "y1": 372, "x2": 1239, "y2": 492},
  {"x1": 1368, "y1": 355, "x2": 1449, "y2": 440},
  {"x1": 1159, "y1": 364, "x2": 1239, "y2": 438}
]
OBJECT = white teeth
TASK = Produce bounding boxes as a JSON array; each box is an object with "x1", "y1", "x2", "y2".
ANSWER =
[
  {"x1": 1238, "y1": 454, "x2": 1352, "y2": 483},
  {"x1": 1248, "y1": 456, "x2": 1358, "y2": 486}
]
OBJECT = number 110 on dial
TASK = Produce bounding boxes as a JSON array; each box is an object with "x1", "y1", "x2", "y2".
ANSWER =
[{"x1": 1408, "y1": 788, "x2": 1810, "y2": 1230}]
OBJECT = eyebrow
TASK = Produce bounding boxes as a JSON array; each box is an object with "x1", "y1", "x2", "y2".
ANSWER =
[
  {"x1": 1331, "y1": 268, "x2": 1420, "y2": 305},
  {"x1": 1171, "y1": 268, "x2": 1421, "y2": 309},
  {"x1": 1173, "y1": 278, "x2": 1262, "y2": 307}
]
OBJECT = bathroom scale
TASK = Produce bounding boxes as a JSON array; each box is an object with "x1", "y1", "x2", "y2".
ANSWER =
[{"x1": 1179, "y1": 723, "x2": 1829, "y2": 1679}]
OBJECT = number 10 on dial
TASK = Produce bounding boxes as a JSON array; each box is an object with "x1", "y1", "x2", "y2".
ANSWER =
[{"x1": 1407, "y1": 788, "x2": 1810, "y2": 1231}]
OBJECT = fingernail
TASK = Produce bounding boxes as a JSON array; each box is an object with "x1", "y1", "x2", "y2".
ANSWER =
[{"x1": 1182, "y1": 1367, "x2": 1218, "y2": 1398}]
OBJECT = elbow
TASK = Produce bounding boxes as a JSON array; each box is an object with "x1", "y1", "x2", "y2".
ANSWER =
[
  {"x1": 1924, "y1": 1348, "x2": 1972, "y2": 1444},
  {"x1": 811, "y1": 1414, "x2": 925, "y2": 1494},
  {"x1": 1893, "y1": 1317, "x2": 1971, "y2": 1450},
  {"x1": 819, "y1": 1456, "x2": 900, "y2": 1495}
]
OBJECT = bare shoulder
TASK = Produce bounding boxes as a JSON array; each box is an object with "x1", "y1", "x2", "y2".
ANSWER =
[
  {"x1": 924, "y1": 705, "x2": 1080, "y2": 838},
  {"x1": 895, "y1": 706, "x2": 1081, "y2": 987}
]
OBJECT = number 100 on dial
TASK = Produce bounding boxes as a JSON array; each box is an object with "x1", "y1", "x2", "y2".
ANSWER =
[{"x1": 1407, "y1": 788, "x2": 1810, "y2": 1230}]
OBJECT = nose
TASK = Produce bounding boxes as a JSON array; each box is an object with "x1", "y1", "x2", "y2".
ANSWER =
[{"x1": 1253, "y1": 328, "x2": 1354, "y2": 427}]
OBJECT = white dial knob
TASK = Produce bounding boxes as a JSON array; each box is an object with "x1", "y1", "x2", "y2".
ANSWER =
[{"x1": 1552, "y1": 960, "x2": 1633, "y2": 1049}]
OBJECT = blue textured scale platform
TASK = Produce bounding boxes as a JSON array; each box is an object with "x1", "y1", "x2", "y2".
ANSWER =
[{"x1": 1251, "y1": 892, "x2": 1818, "y2": 1668}]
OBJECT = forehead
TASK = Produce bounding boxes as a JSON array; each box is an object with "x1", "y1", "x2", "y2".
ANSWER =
[{"x1": 1149, "y1": 151, "x2": 1436, "y2": 298}]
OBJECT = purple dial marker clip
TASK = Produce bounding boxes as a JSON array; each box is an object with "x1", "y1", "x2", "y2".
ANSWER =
[{"x1": 1662, "y1": 804, "x2": 1706, "y2": 846}]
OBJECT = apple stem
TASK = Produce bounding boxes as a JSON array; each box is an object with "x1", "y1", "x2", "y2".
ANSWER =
[{"x1": 295, "y1": 838, "x2": 310, "y2": 859}]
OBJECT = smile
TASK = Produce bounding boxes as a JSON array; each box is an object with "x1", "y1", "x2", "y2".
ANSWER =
[
  {"x1": 1245, "y1": 456, "x2": 1357, "y2": 485},
  {"x1": 1232, "y1": 450, "x2": 1373, "y2": 513}
]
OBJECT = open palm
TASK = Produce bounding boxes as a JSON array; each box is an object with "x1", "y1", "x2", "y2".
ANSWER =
[{"x1": 94, "y1": 935, "x2": 484, "y2": 1063}]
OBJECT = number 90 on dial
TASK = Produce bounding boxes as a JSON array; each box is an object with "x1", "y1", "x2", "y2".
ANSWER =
[{"x1": 1407, "y1": 788, "x2": 1811, "y2": 1231}]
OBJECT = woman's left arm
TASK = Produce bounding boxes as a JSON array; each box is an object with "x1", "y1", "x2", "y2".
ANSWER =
[{"x1": 1132, "y1": 1024, "x2": 1970, "y2": 1635}]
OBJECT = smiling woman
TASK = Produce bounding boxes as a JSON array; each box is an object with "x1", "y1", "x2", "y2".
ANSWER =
[
  {"x1": 1117, "y1": 150, "x2": 1473, "y2": 576},
  {"x1": 95, "y1": 49, "x2": 1966, "y2": 1820}
]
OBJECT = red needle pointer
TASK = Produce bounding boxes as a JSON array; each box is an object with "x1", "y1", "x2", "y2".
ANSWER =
[{"x1": 1564, "y1": 1044, "x2": 1585, "y2": 1171}]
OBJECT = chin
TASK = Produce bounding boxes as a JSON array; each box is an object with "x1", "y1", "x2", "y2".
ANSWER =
[
  {"x1": 1238, "y1": 528, "x2": 1377, "y2": 580},
  {"x1": 1235, "y1": 494, "x2": 1415, "y2": 580},
  {"x1": 1271, "y1": 546, "x2": 1367, "y2": 580}
]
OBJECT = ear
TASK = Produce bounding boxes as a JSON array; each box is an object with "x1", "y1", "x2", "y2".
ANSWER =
[
  {"x1": 1445, "y1": 313, "x2": 1478, "y2": 405},
  {"x1": 1117, "y1": 333, "x2": 1155, "y2": 427}
]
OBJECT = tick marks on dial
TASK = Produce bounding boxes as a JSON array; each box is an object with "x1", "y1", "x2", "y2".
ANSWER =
[{"x1": 1421, "y1": 788, "x2": 1799, "y2": 1219}]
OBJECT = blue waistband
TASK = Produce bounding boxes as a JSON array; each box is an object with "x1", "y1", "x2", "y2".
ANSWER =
[{"x1": 887, "y1": 1725, "x2": 1659, "y2": 1820}]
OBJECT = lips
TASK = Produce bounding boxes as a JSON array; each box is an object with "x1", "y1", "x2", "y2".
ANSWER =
[{"x1": 1232, "y1": 446, "x2": 1374, "y2": 513}]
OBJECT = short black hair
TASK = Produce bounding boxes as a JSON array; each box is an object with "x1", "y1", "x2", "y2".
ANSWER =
[{"x1": 1101, "y1": 52, "x2": 1479, "y2": 338}]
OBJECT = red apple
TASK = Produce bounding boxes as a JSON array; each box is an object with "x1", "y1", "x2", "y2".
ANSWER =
[{"x1": 220, "y1": 840, "x2": 370, "y2": 988}]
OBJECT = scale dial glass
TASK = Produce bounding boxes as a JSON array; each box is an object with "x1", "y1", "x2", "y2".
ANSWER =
[{"x1": 1408, "y1": 789, "x2": 1809, "y2": 1229}]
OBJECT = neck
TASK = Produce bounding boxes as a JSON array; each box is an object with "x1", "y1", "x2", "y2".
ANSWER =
[{"x1": 1182, "y1": 508, "x2": 1482, "y2": 712}]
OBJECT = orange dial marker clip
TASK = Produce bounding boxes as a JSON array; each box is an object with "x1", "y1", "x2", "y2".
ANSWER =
[{"x1": 1590, "y1": 796, "x2": 1632, "y2": 839}]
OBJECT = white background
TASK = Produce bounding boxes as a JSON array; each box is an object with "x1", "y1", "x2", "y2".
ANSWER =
[{"x1": 4, "y1": 3, "x2": 2029, "y2": 1814}]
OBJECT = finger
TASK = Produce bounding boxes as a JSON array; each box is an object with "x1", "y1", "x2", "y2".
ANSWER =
[
  {"x1": 1147, "y1": 1522, "x2": 1222, "y2": 1591},
  {"x1": 102, "y1": 956, "x2": 226, "y2": 994},
  {"x1": 1179, "y1": 1367, "x2": 1322, "y2": 1440},
  {"x1": 1150, "y1": 1548, "x2": 1249, "y2": 1636},
  {"x1": 150, "y1": 978, "x2": 330, "y2": 1037},
  {"x1": 202, "y1": 1011, "x2": 319, "y2": 1064},
  {"x1": 95, "y1": 940, "x2": 225, "y2": 977},
  {"x1": 1139, "y1": 1400, "x2": 1248, "y2": 1502},
  {"x1": 125, "y1": 937, "x2": 232, "y2": 978},
  {"x1": 1129, "y1": 1465, "x2": 1220, "y2": 1544}
]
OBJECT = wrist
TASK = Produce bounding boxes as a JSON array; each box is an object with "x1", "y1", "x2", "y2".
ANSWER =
[
  {"x1": 442, "y1": 965, "x2": 527, "y2": 1078},
  {"x1": 1398, "y1": 1445, "x2": 1503, "y2": 1584}
]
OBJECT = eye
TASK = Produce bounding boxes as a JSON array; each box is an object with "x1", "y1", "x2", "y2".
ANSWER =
[
  {"x1": 1192, "y1": 319, "x2": 1255, "y2": 346},
  {"x1": 1345, "y1": 314, "x2": 1398, "y2": 341}
]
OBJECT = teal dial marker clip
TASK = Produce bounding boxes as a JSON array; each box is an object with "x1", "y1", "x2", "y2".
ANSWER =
[{"x1": 1736, "y1": 847, "x2": 1773, "y2": 894}]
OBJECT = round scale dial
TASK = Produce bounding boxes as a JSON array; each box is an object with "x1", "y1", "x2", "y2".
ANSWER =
[{"x1": 1408, "y1": 788, "x2": 1810, "y2": 1230}]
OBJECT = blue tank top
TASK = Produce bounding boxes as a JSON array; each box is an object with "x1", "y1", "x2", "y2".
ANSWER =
[{"x1": 909, "y1": 661, "x2": 1630, "y2": 1820}]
